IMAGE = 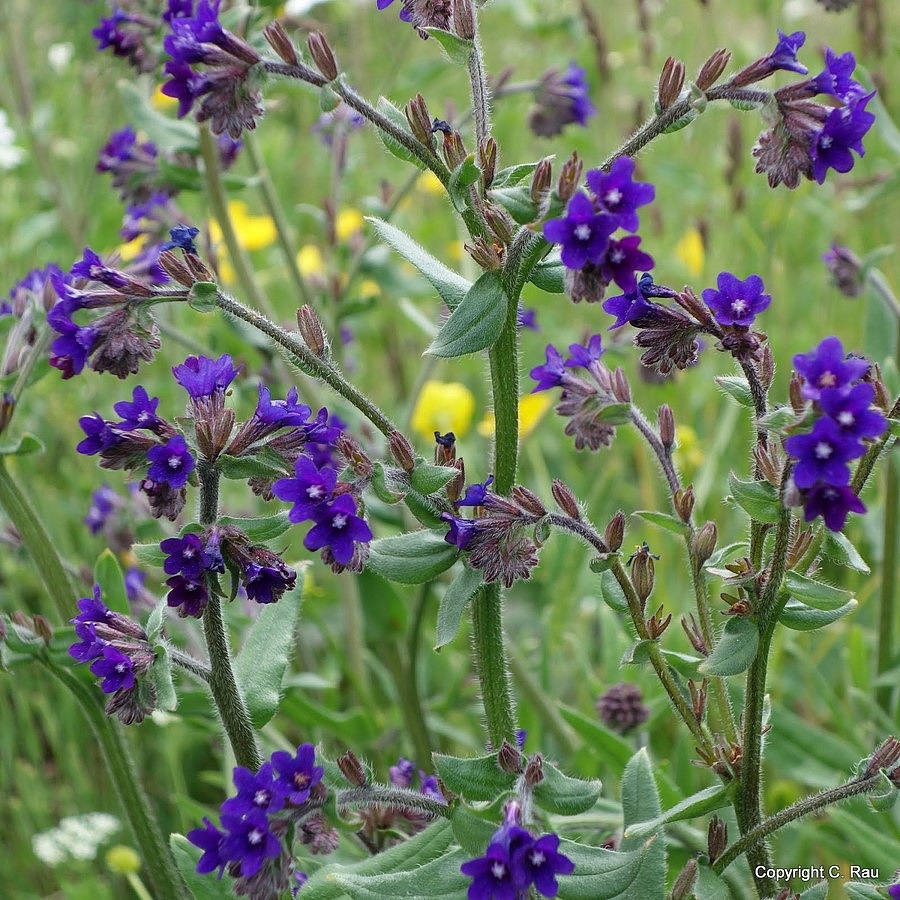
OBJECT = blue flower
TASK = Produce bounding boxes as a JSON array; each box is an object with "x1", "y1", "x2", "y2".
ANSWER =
[
  {"x1": 785, "y1": 416, "x2": 862, "y2": 489},
  {"x1": 90, "y1": 645, "x2": 136, "y2": 693},
  {"x1": 586, "y1": 159, "x2": 655, "y2": 233},
  {"x1": 529, "y1": 345, "x2": 567, "y2": 392},
  {"x1": 161, "y1": 224, "x2": 200, "y2": 254},
  {"x1": 792, "y1": 337, "x2": 869, "y2": 400},
  {"x1": 173, "y1": 353, "x2": 241, "y2": 400},
  {"x1": 270, "y1": 743, "x2": 324, "y2": 806},
  {"x1": 701, "y1": 272, "x2": 771, "y2": 327},
  {"x1": 113, "y1": 386, "x2": 162, "y2": 431},
  {"x1": 455, "y1": 475, "x2": 495, "y2": 508},
  {"x1": 219, "y1": 810, "x2": 282, "y2": 878},
  {"x1": 221, "y1": 762, "x2": 285, "y2": 817},
  {"x1": 161, "y1": 533, "x2": 214, "y2": 580},
  {"x1": 809, "y1": 91, "x2": 876, "y2": 184},
  {"x1": 565, "y1": 335, "x2": 604, "y2": 369},
  {"x1": 303, "y1": 494, "x2": 373, "y2": 566},
  {"x1": 767, "y1": 30, "x2": 808, "y2": 76},
  {"x1": 543, "y1": 193, "x2": 617, "y2": 270},
  {"x1": 147, "y1": 435, "x2": 195, "y2": 488},
  {"x1": 440, "y1": 512, "x2": 478, "y2": 551},
  {"x1": 186, "y1": 817, "x2": 228, "y2": 878},
  {"x1": 272, "y1": 456, "x2": 338, "y2": 524}
]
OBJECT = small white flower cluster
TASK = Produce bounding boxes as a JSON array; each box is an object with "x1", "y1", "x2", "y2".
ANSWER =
[
  {"x1": 31, "y1": 812, "x2": 121, "y2": 866},
  {"x1": 0, "y1": 110, "x2": 26, "y2": 171}
]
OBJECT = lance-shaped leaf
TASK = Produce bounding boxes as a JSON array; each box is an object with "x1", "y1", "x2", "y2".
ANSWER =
[
  {"x1": 433, "y1": 752, "x2": 516, "y2": 801},
  {"x1": 408, "y1": 461, "x2": 459, "y2": 495},
  {"x1": 426, "y1": 271, "x2": 509, "y2": 358},
  {"x1": 217, "y1": 511, "x2": 291, "y2": 543},
  {"x1": 778, "y1": 598, "x2": 857, "y2": 631},
  {"x1": 714, "y1": 375, "x2": 753, "y2": 408},
  {"x1": 93, "y1": 549, "x2": 129, "y2": 616},
  {"x1": 533, "y1": 761, "x2": 601, "y2": 815},
  {"x1": 624, "y1": 783, "x2": 734, "y2": 839},
  {"x1": 558, "y1": 705, "x2": 635, "y2": 769},
  {"x1": 0, "y1": 433, "x2": 43, "y2": 457},
  {"x1": 375, "y1": 97, "x2": 426, "y2": 169},
  {"x1": 556, "y1": 838, "x2": 667, "y2": 899},
  {"x1": 447, "y1": 154, "x2": 481, "y2": 212},
  {"x1": 435, "y1": 566, "x2": 483, "y2": 649},
  {"x1": 784, "y1": 570, "x2": 854, "y2": 610},
  {"x1": 492, "y1": 161, "x2": 543, "y2": 188},
  {"x1": 367, "y1": 529, "x2": 458, "y2": 584},
  {"x1": 698, "y1": 616, "x2": 759, "y2": 676},
  {"x1": 823, "y1": 530, "x2": 870, "y2": 574},
  {"x1": 598, "y1": 569, "x2": 629, "y2": 613},
  {"x1": 634, "y1": 510, "x2": 690, "y2": 536},
  {"x1": 422, "y1": 27, "x2": 472, "y2": 65},
  {"x1": 450, "y1": 804, "x2": 497, "y2": 855},
  {"x1": 487, "y1": 185, "x2": 539, "y2": 223},
  {"x1": 727, "y1": 473, "x2": 782, "y2": 524},
  {"x1": 148, "y1": 644, "x2": 177, "y2": 711},
  {"x1": 529, "y1": 259, "x2": 565, "y2": 294},
  {"x1": 368, "y1": 217, "x2": 472, "y2": 310}
]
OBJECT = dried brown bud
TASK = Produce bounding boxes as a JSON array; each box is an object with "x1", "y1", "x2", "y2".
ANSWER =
[
  {"x1": 405, "y1": 94, "x2": 435, "y2": 148},
  {"x1": 658, "y1": 404, "x2": 676, "y2": 449},
  {"x1": 183, "y1": 252, "x2": 215, "y2": 283},
  {"x1": 759, "y1": 342, "x2": 775, "y2": 391},
  {"x1": 32, "y1": 615, "x2": 53, "y2": 644},
  {"x1": 307, "y1": 32, "x2": 338, "y2": 82},
  {"x1": 693, "y1": 521, "x2": 717, "y2": 565},
  {"x1": 483, "y1": 203, "x2": 516, "y2": 245},
  {"x1": 337, "y1": 750, "x2": 367, "y2": 786},
  {"x1": 465, "y1": 238, "x2": 502, "y2": 271},
  {"x1": 695, "y1": 48, "x2": 731, "y2": 91},
  {"x1": 557, "y1": 151, "x2": 583, "y2": 202},
  {"x1": 0, "y1": 393, "x2": 15, "y2": 435},
  {"x1": 497, "y1": 739, "x2": 524, "y2": 773},
  {"x1": 671, "y1": 858, "x2": 698, "y2": 900},
  {"x1": 631, "y1": 550, "x2": 655, "y2": 604},
  {"x1": 434, "y1": 431, "x2": 457, "y2": 465},
  {"x1": 787, "y1": 527, "x2": 814, "y2": 569},
  {"x1": 512, "y1": 485, "x2": 547, "y2": 518},
  {"x1": 447, "y1": 458, "x2": 465, "y2": 503},
  {"x1": 789, "y1": 372, "x2": 806, "y2": 415},
  {"x1": 673, "y1": 286, "x2": 715, "y2": 327},
  {"x1": 612, "y1": 367, "x2": 631, "y2": 403},
  {"x1": 682, "y1": 613, "x2": 707, "y2": 655},
  {"x1": 264, "y1": 21, "x2": 299, "y2": 67},
  {"x1": 688, "y1": 679, "x2": 707, "y2": 722},
  {"x1": 674, "y1": 487, "x2": 695, "y2": 523},
  {"x1": 452, "y1": 0, "x2": 476, "y2": 40},
  {"x1": 530, "y1": 157, "x2": 553, "y2": 203},
  {"x1": 753, "y1": 442, "x2": 784, "y2": 488},
  {"x1": 657, "y1": 56, "x2": 686, "y2": 110},
  {"x1": 524, "y1": 753, "x2": 545, "y2": 786},
  {"x1": 158, "y1": 249, "x2": 195, "y2": 287},
  {"x1": 862, "y1": 736, "x2": 900, "y2": 779},
  {"x1": 646, "y1": 604, "x2": 672, "y2": 639},
  {"x1": 297, "y1": 305, "x2": 327, "y2": 357},
  {"x1": 338, "y1": 433, "x2": 373, "y2": 478},
  {"x1": 604, "y1": 511, "x2": 626, "y2": 552},
  {"x1": 707, "y1": 816, "x2": 728, "y2": 864},
  {"x1": 389, "y1": 431, "x2": 416, "y2": 473},
  {"x1": 441, "y1": 130, "x2": 467, "y2": 169},
  {"x1": 551, "y1": 479, "x2": 581, "y2": 520},
  {"x1": 478, "y1": 137, "x2": 497, "y2": 190}
]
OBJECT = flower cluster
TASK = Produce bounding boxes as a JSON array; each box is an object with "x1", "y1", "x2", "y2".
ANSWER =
[
  {"x1": 596, "y1": 682, "x2": 650, "y2": 734},
  {"x1": 162, "y1": 0, "x2": 264, "y2": 138},
  {"x1": 68, "y1": 586, "x2": 157, "y2": 725},
  {"x1": 388, "y1": 757, "x2": 445, "y2": 802},
  {"x1": 187, "y1": 743, "x2": 325, "y2": 894},
  {"x1": 749, "y1": 35, "x2": 876, "y2": 188},
  {"x1": 461, "y1": 805, "x2": 574, "y2": 899},
  {"x1": 376, "y1": 0, "x2": 452, "y2": 36},
  {"x1": 91, "y1": 6, "x2": 160, "y2": 73},
  {"x1": 543, "y1": 157, "x2": 655, "y2": 306},
  {"x1": 785, "y1": 337, "x2": 887, "y2": 531},
  {"x1": 528, "y1": 62, "x2": 596, "y2": 138}
]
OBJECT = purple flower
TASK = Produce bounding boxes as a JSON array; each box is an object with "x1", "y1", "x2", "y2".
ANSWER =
[
  {"x1": 389, "y1": 758, "x2": 415, "y2": 787},
  {"x1": 243, "y1": 560, "x2": 297, "y2": 604},
  {"x1": 793, "y1": 337, "x2": 869, "y2": 400},
  {"x1": 767, "y1": 30, "x2": 808, "y2": 76},
  {"x1": 48, "y1": 295, "x2": 98, "y2": 380},
  {"x1": 71, "y1": 586, "x2": 114, "y2": 625},
  {"x1": 516, "y1": 307, "x2": 539, "y2": 331},
  {"x1": 161, "y1": 224, "x2": 200, "y2": 254},
  {"x1": 161, "y1": 60, "x2": 210, "y2": 119},
  {"x1": 811, "y1": 49, "x2": 865, "y2": 102},
  {"x1": 219, "y1": 810, "x2": 282, "y2": 878},
  {"x1": 147, "y1": 435, "x2": 195, "y2": 488},
  {"x1": 701, "y1": 272, "x2": 772, "y2": 327},
  {"x1": 113, "y1": 386, "x2": 162, "y2": 431},
  {"x1": 164, "y1": 0, "x2": 194, "y2": 23},
  {"x1": 602, "y1": 280, "x2": 654, "y2": 330},
  {"x1": 440, "y1": 512, "x2": 478, "y2": 551},
  {"x1": 529, "y1": 345, "x2": 567, "y2": 392},
  {"x1": 270, "y1": 743, "x2": 324, "y2": 806},
  {"x1": 419, "y1": 772, "x2": 445, "y2": 802},
  {"x1": 561, "y1": 62, "x2": 596, "y2": 127},
  {"x1": 253, "y1": 385, "x2": 312, "y2": 429},
  {"x1": 529, "y1": 63, "x2": 597, "y2": 137},
  {"x1": 187, "y1": 817, "x2": 228, "y2": 878},
  {"x1": 460, "y1": 823, "x2": 535, "y2": 898},
  {"x1": 377, "y1": 0, "x2": 413, "y2": 23},
  {"x1": 818, "y1": 383, "x2": 886, "y2": 440},
  {"x1": 543, "y1": 193, "x2": 617, "y2": 270},
  {"x1": 124, "y1": 568, "x2": 149, "y2": 604},
  {"x1": 84, "y1": 484, "x2": 119, "y2": 534},
  {"x1": 90, "y1": 645, "x2": 136, "y2": 693},
  {"x1": 173, "y1": 353, "x2": 241, "y2": 400},
  {"x1": 810, "y1": 91, "x2": 876, "y2": 184},
  {"x1": 802, "y1": 482, "x2": 866, "y2": 531},
  {"x1": 71, "y1": 247, "x2": 132, "y2": 291},
  {"x1": 165, "y1": 575, "x2": 209, "y2": 618},
  {"x1": 76, "y1": 413, "x2": 123, "y2": 456},
  {"x1": 887, "y1": 883, "x2": 900, "y2": 900},
  {"x1": 565, "y1": 335, "x2": 604, "y2": 369},
  {"x1": 597, "y1": 235, "x2": 654, "y2": 293},
  {"x1": 586, "y1": 159, "x2": 655, "y2": 232},
  {"x1": 785, "y1": 416, "x2": 862, "y2": 489},
  {"x1": 273, "y1": 456, "x2": 338, "y2": 524},
  {"x1": 69, "y1": 622, "x2": 106, "y2": 663},
  {"x1": 162, "y1": 533, "x2": 213, "y2": 580},
  {"x1": 222, "y1": 762, "x2": 285, "y2": 817},
  {"x1": 304, "y1": 494, "x2": 373, "y2": 566},
  {"x1": 455, "y1": 475, "x2": 495, "y2": 508},
  {"x1": 514, "y1": 832, "x2": 575, "y2": 897},
  {"x1": 92, "y1": 9, "x2": 137, "y2": 58}
]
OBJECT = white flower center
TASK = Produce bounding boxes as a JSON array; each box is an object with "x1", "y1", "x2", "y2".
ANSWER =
[
  {"x1": 814, "y1": 441, "x2": 833, "y2": 459},
  {"x1": 167, "y1": 455, "x2": 182, "y2": 469},
  {"x1": 115, "y1": 662, "x2": 126, "y2": 674},
  {"x1": 333, "y1": 513, "x2": 348, "y2": 529},
  {"x1": 491, "y1": 862, "x2": 506, "y2": 880},
  {"x1": 820, "y1": 135, "x2": 833, "y2": 149},
  {"x1": 254, "y1": 789, "x2": 270, "y2": 806},
  {"x1": 610, "y1": 249, "x2": 625, "y2": 264},
  {"x1": 183, "y1": 547, "x2": 195, "y2": 559},
  {"x1": 138, "y1": 411, "x2": 150, "y2": 422},
  {"x1": 530, "y1": 850, "x2": 546, "y2": 866},
  {"x1": 818, "y1": 371, "x2": 836, "y2": 387},
  {"x1": 248, "y1": 828, "x2": 264, "y2": 846},
  {"x1": 574, "y1": 223, "x2": 592, "y2": 241},
  {"x1": 731, "y1": 299, "x2": 748, "y2": 314},
  {"x1": 838, "y1": 411, "x2": 855, "y2": 426},
  {"x1": 604, "y1": 188, "x2": 622, "y2": 206},
  {"x1": 307, "y1": 485, "x2": 323, "y2": 499}
]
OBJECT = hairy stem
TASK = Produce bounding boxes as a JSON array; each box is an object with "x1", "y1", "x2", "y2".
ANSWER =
[
  {"x1": 877, "y1": 453, "x2": 898, "y2": 712},
  {"x1": 629, "y1": 405, "x2": 681, "y2": 496},
  {"x1": 472, "y1": 582, "x2": 517, "y2": 747},
  {"x1": 337, "y1": 785, "x2": 450, "y2": 819},
  {"x1": 467, "y1": 35, "x2": 491, "y2": 149}
]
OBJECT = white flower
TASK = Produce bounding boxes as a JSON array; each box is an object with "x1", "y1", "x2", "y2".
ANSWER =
[
  {"x1": 0, "y1": 110, "x2": 25, "y2": 171},
  {"x1": 47, "y1": 42, "x2": 74, "y2": 72}
]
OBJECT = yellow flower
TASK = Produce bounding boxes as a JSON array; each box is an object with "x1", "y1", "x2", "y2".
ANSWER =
[
  {"x1": 209, "y1": 200, "x2": 276, "y2": 252},
  {"x1": 296, "y1": 245, "x2": 325, "y2": 276},
  {"x1": 417, "y1": 171, "x2": 445, "y2": 196},
  {"x1": 411, "y1": 381, "x2": 475, "y2": 442},
  {"x1": 115, "y1": 235, "x2": 147, "y2": 263},
  {"x1": 447, "y1": 240, "x2": 465, "y2": 263},
  {"x1": 335, "y1": 208, "x2": 365, "y2": 241},
  {"x1": 105, "y1": 845, "x2": 141, "y2": 875},
  {"x1": 477, "y1": 393, "x2": 553, "y2": 440},
  {"x1": 151, "y1": 85, "x2": 177, "y2": 110},
  {"x1": 673, "y1": 424, "x2": 704, "y2": 474},
  {"x1": 359, "y1": 278, "x2": 381, "y2": 299},
  {"x1": 675, "y1": 227, "x2": 705, "y2": 278}
]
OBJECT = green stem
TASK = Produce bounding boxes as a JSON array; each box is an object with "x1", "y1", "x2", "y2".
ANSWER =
[
  {"x1": 877, "y1": 452, "x2": 898, "y2": 712},
  {"x1": 337, "y1": 785, "x2": 450, "y2": 819},
  {"x1": 508, "y1": 652, "x2": 575, "y2": 754},
  {"x1": 467, "y1": 35, "x2": 491, "y2": 148},
  {"x1": 198, "y1": 462, "x2": 262, "y2": 771},
  {"x1": 384, "y1": 636, "x2": 432, "y2": 769},
  {"x1": 340, "y1": 572, "x2": 372, "y2": 708},
  {"x1": 0, "y1": 458, "x2": 75, "y2": 621},
  {"x1": 43, "y1": 661, "x2": 188, "y2": 900}
]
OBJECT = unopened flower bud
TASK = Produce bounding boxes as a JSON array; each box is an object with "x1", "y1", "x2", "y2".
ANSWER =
[
  {"x1": 647, "y1": 604, "x2": 672, "y2": 639},
  {"x1": 307, "y1": 32, "x2": 338, "y2": 82},
  {"x1": 674, "y1": 486, "x2": 695, "y2": 523},
  {"x1": 441, "y1": 130, "x2": 466, "y2": 169},
  {"x1": 557, "y1": 151, "x2": 583, "y2": 202},
  {"x1": 478, "y1": 137, "x2": 497, "y2": 190},
  {"x1": 405, "y1": 94, "x2": 435, "y2": 148},
  {"x1": 631, "y1": 551, "x2": 655, "y2": 604},
  {"x1": 158, "y1": 249, "x2": 195, "y2": 287},
  {"x1": 389, "y1": 431, "x2": 416, "y2": 473},
  {"x1": 671, "y1": 858, "x2": 698, "y2": 900},
  {"x1": 337, "y1": 750, "x2": 368, "y2": 786},
  {"x1": 483, "y1": 203, "x2": 516, "y2": 245},
  {"x1": 447, "y1": 458, "x2": 465, "y2": 503},
  {"x1": 596, "y1": 682, "x2": 649, "y2": 733},
  {"x1": 695, "y1": 48, "x2": 731, "y2": 91},
  {"x1": 862, "y1": 736, "x2": 900, "y2": 779},
  {"x1": 604, "y1": 511, "x2": 625, "y2": 552},
  {"x1": 759, "y1": 343, "x2": 775, "y2": 391},
  {"x1": 707, "y1": 816, "x2": 728, "y2": 864},
  {"x1": 32, "y1": 615, "x2": 53, "y2": 644},
  {"x1": 497, "y1": 739, "x2": 524, "y2": 773},
  {"x1": 0, "y1": 393, "x2": 15, "y2": 435},
  {"x1": 465, "y1": 238, "x2": 502, "y2": 271},
  {"x1": 693, "y1": 521, "x2": 717, "y2": 564},
  {"x1": 264, "y1": 21, "x2": 299, "y2": 67},
  {"x1": 338, "y1": 433, "x2": 373, "y2": 478},
  {"x1": 658, "y1": 404, "x2": 676, "y2": 449},
  {"x1": 434, "y1": 431, "x2": 457, "y2": 464},
  {"x1": 789, "y1": 372, "x2": 806, "y2": 414},
  {"x1": 688, "y1": 679, "x2": 707, "y2": 722},
  {"x1": 530, "y1": 157, "x2": 553, "y2": 203},
  {"x1": 297, "y1": 305, "x2": 327, "y2": 357},
  {"x1": 551, "y1": 479, "x2": 581, "y2": 520},
  {"x1": 311, "y1": 780, "x2": 329, "y2": 803},
  {"x1": 183, "y1": 252, "x2": 215, "y2": 283},
  {"x1": 612, "y1": 367, "x2": 631, "y2": 403},
  {"x1": 524, "y1": 753, "x2": 544, "y2": 786},
  {"x1": 674, "y1": 286, "x2": 714, "y2": 326},
  {"x1": 452, "y1": 0, "x2": 476, "y2": 40},
  {"x1": 512, "y1": 485, "x2": 546, "y2": 518},
  {"x1": 657, "y1": 56, "x2": 685, "y2": 110}
]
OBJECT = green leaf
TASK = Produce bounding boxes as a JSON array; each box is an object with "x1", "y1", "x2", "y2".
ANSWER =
[
  {"x1": 433, "y1": 752, "x2": 516, "y2": 801},
  {"x1": 693, "y1": 864, "x2": 731, "y2": 900},
  {"x1": 492, "y1": 161, "x2": 543, "y2": 188},
  {"x1": 620, "y1": 748, "x2": 662, "y2": 851},
  {"x1": 233, "y1": 569, "x2": 305, "y2": 728},
  {"x1": 448, "y1": 154, "x2": 482, "y2": 212},
  {"x1": 757, "y1": 405, "x2": 801, "y2": 432},
  {"x1": 865, "y1": 768, "x2": 897, "y2": 812},
  {"x1": 727, "y1": 473, "x2": 782, "y2": 524},
  {"x1": 784, "y1": 570, "x2": 853, "y2": 610},
  {"x1": 319, "y1": 82, "x2": 340, "y2": 112},
  {"x1": 402, "y1": 488, "x2": 446, "y2": 528},
  {"x1": 887, "y1": 417, "x2": 900, "y2": 438},
  {"x1": 371, "y1": 463, "x2": 406, "y2": 504},
  {"x1": 487, "y1": 185, "x2": 539, "y2": 224},
  {"x1": 170, "y1": 834, "x2": 235, "y2": 900},
  {"x1": 714, "y1": 375, "x2": 754, "y2": 407},
  {"x1": 778, "y1": 598, "x2": 857, "y2": 631},
  {"x1": 368, "y1": 217, "x2": 472, "y2": 310},
  {"x1": 435, "y1": 566, "x2": 483, "y2": 649},
  {"x1": 633, "y1": 510, "x2": 690, "y2": 536},
  {"x1": 217, "y1": 451, "x2": 290, "y2": 481},
  {"x1": 148, "y1": 644, "x2": 177, "y2": 711},
  {"x1": 409, "y1": 462, "x2": 459, "y2": 495},
  {"x1": 822, "y1": 530, "x2": 870, "y2": 574},
  {"x1": 118, "y1": 81, "x2": 199, "y2": 153},
  {"x1": 597, "y1": 402, "x2": 632, "y2": 425},
  {"x1": 533, "y1": 761, "x2": 601, "y2": 815},
  {"x1": 598, "y1": 569, "x2": 628, "y2": 613},
  {"x1": 528, "y1": 259, "x2": 565, "y2": 294},
  {"x1": 556, "y1": 839, "x2": 666, "y2": 899},
  {"x1": 450, "y1": 804, "x2": 497, "y2": 855},
  {"x1": 375, "y1": 97, "x2": 425, "y2": 170},
  {"x1": 217, "y1": 511, "x2": 292, "y2": 542},
  {"x1": 621, "y1": 639, "x2": 656, "y2": 667},
  {"x1": 132, "y1": 541, "x2": 167, "y2": 569},
  {"x1": 558, "y1": 705, "x2": 635, "y2": 769},
  {"x1": 624, "y1": 783, "x2": 734, "y2": 839},
  {"x1": 662, "y1": 107, "x2": 700, "y2": 133},
  {"x1": 0, "y1": 433, "x2": 43, "y2": 457},
  {"x1": 145, "y1": 598, "x2": 167, "y2": 643},
  {"x1": 698, "y1": 616, "x2": 759, "y2": 676},
  {"x1": 426, "y1": 271, "x2": 509, "y2": 358},
  {"x1": 93, "y1": 549, "x2": 129, "y2": 616},
  {"x1": 844, "y1": 883, "x2": 887, "y2": 900},
  {"x1": 795, "y1": 883, "x2": 829, "y2": 900},
  {"x1": 422, "y1": 27, "x2": 473, "y2": 64},
  {"x1": 367, "y1": 529, "x2": 458, "y2": 584}
]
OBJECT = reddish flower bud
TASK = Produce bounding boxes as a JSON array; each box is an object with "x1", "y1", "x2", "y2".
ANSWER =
[{"x1": 307, "y1": 32, "x2": 338, "y2": 82}]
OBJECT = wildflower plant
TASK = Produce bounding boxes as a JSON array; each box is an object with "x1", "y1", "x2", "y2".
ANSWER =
[{"x1": 0, "y1": 1, "x2": 898, "y2": 898}]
